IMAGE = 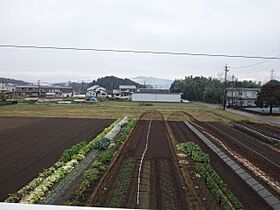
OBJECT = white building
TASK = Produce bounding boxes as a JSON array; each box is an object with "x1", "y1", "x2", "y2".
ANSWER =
[
  {"x1": 131, "y1": 92, "x2": 181, "y2": 102},
  {"x1": 226, "y1": 87, "x2": 260, "y2": 107},
  {"x1": 112, "y1": 85, "x2": 137, "y2": 100},
  {"x1": 86, "y1": 85, "x2": 107, "y2": 98},
  {"x1": 0, "y1": 83, "x2": 16, "y2": 98},
  {"x1": 0, "y1": 83, "x2": 16, "y2": 92}
]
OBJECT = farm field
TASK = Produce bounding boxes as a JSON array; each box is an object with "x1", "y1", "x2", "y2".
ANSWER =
[
  {"x1": 199, "y1": 121, "x2": 280, "y2": 181},
  {"x1": 0, "y1": 116, "x2": 113, "y2": 201},
  {"x1": 169, "y1": 121, "x2": 277, "y2": 210},
  {"x1": 0, "y1": 101, "x2": 261, "y2": 122},
  {"x1": 1, "y1": 102, "x2": 279, "y2": 209},
  {"x1": 89, "y1": 113, "x2": 188, "y2": 209}
]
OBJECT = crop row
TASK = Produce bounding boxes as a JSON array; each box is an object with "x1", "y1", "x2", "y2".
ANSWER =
[
  {"x1": 177, "y1": 142, "x2": 244, "y2": 210},
  {"x1": 64, "y1": 119, "x2": 137, "y2": 206},
  {"x1": 108, "y1": 158, "x2": 135, "y2": 208},
  {"x1": 5, "y1": 119, "x2": 120, "y2": 204}
]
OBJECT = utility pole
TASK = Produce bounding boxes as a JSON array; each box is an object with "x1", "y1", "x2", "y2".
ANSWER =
[
  {"x1": 235, "y1": 78, "x2": 238, "y2": 107},
  {"x1": 223, "y1": 65, "x2": 229, "y2": 110},
  {"x1": 38, "y1": 80, "x2": 41, "y2": 97},
  {"x1": 270, "y1": 69, "x2": 274, "y2": 80},
  {"x1": 231, "y1": 75, "x2": 234, "y2": 107}
]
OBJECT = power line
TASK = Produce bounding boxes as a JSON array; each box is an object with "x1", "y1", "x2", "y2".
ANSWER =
[
  {"x1": 230, "y1": 60, "x2": 273, "y2": 68},
  {"x1": 0, "y1": 44, "x2": 280, "y2": 60}
]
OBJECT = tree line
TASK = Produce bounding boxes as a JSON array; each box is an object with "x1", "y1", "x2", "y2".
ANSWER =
[{"x1": 170, "y1": 75, "x2": 260, "y2": 104}]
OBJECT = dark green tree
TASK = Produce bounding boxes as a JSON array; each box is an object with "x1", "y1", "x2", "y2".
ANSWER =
[
  {"x1": 88, "y1": 76, "x2": 140, "y2": 90},
  {"x1": 256, "y1": 80, "x2": 280, "y2": 114}
]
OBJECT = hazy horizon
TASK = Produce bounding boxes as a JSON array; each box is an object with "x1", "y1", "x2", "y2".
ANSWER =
[{"x1": 1, "y1": 0, "x2": 280, "y2": 83}]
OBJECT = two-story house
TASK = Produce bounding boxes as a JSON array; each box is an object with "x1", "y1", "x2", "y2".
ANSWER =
[{"x1": 226, "y1": 87, "x2": 260, "y2": 107}]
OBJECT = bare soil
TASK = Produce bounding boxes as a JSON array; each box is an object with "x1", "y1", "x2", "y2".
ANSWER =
[
  {"x1": 201, "y1": 122, "x2": 280, "y2": 183},
  {"x1": 90, "y1": 119, "x2": 189, "y2": 209},
  {"x1": 239, "y1": 122, "x2": 280, "y2": 140},
  {"x1": 168, "y1": 121, "x2": 273, "y2": 210},
  {"x1": 0, "y1": 116, "x2": 113, "y2": 201}
]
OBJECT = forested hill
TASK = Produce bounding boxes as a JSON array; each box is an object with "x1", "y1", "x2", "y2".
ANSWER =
[
  {"x1": 0, "y1": 77, "x2": 29, "y2": 85},
  {"x1": 88, "y1": 76, "x2": 141, "y2": 90},
  {"x1": 170, "y1": 76, "x2": 261, "y2": 103}
]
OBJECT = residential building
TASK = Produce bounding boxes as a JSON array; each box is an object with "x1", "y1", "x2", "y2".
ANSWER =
[
  {"x1": 86, "y1": 85, "x2": 107, "y2": 99},
  {"x1": 112, "y1": 85, "x2": 137, "y2": 100},
  {"x1": 15, "y1": 85, "x2": 73, "y2": 98},
  {"x1": 0, "y1": 83, "x2": 16, "y2": 98},
  {"x1": 226, "y1": 87, "x2": 260, "y2": 107}
]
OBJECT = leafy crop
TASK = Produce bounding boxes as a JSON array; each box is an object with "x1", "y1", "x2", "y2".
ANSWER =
[
  {"x1": 177, "y1": 142, "x2": 244, "y2": 210},
  {"x1": 64, "y1": 119, "x2": 136, "y2": 205},
  {"x1": 93, "y1": 138, "x2": 111, "y2": 151},
  {"x1": 5, "y1": 119, "x2": 120, "y2": 203},
  {"x1": 108, "y1": 158, "x2": 135, "y2": 208},
  {"x1": 60, "y1": 141, "x2": 87, "y2": 163}
]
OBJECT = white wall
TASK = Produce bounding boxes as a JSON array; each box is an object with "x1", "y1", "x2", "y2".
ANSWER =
[{"x1": 131, "y1": 93, "x2": 181, "y2": 102}]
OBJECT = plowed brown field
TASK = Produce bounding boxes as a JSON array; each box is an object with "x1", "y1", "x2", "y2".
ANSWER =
[{"x1": 0, "y1": 116, "x2": 113, "y2": 201}]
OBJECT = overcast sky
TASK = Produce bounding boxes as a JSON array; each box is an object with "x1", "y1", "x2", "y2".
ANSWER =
[{"x1": 0, "y1": 0, "x2": 280, "y2": 83}]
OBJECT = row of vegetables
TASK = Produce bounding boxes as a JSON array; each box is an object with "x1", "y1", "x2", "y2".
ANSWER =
[
  {"x1": 64, "y1": 119, "x2": 137, "y2": 205},
  {"x1": 177, "y1": 142, "x2": 244, "y2": 210},
  {"x1": 5, "y1": 119, "x2": 121, "y2": 204},
  {"x1": 108, "y1": 158, "x2": 136, "y2": 208}
]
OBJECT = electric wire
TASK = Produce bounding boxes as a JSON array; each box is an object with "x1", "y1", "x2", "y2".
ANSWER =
[{"x1": 0, "y1": 44, "x2": 280, "y2": 60}]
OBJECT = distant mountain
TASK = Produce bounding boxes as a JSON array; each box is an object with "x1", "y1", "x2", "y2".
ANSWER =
[
  {"x1": 0, "y1": 77, "x2": 29, "y2": 85},
  {"x1": 88, "y1": 76, "x2": 141, "y2": 91},
  {"x1": 131, "y1": 76, "x2": 173, "y2": 89}
]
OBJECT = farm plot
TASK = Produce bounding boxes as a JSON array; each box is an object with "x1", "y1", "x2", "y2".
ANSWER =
[
  {"x1": 168, "y1": 121, "x2": 274, "y2": 210},
  {"x1": 199, "y1": 121, "x2": 280, "y2": 185},
  {"x1": 237, "y1": 122, "x2": 280, "y2": 140},
  {"x1": 90, "y1": 115, "x2": 188, "y2": 209},
  {"x1": 0, "y1": 116, "x2": 113, "y2": 201}
]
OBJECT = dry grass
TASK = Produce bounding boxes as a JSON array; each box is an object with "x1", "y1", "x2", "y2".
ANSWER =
[{"x1": 0, "y1": 101, "x2": 262, "y2": 122}]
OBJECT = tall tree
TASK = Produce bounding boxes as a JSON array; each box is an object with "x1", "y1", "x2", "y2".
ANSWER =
[
  {"x1": 256, "y1": 80, "x2": 280, "y2": 114},
  {"x1": 88, "y1": 76, "x2": 140, "y2": 90}
]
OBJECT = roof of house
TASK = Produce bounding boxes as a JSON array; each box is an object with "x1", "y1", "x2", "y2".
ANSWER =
[
  {"x1": 132, "y1": 92, "x2": 181, "y2": 95},
  {"x1": 119, "y1": 85, "x2": 137, "y2": 89},
  {"x1": 137, "y1": 88, "x2": 170, "y2": 94},
  {"x1": 87, "y1": 85, "x2": 106, "y2": 92},
  {"x1": 226, "y1": 87, "x2": 260, "y2": 91}
]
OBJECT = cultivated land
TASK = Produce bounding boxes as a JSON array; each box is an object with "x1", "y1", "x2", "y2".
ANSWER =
[
  {"x1": 90, "y1": 113, "x2": 188, "y2": 209},
  {"x1": 0, "y1": 117, "x2": 113, "y2": 201},
  {"x1": 169, "y1": 120, "x2": 279, "y2": 210},
  {"x1": 0, "y1": 101, "x2": 263, "y2": 122},
  {"x1": 1, "y1": 102, "x2": 280, "y2": 209}
]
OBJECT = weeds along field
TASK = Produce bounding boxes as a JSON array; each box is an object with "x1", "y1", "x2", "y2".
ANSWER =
[{"x1": 0, "y1": 116, "x2": 113, "y2": 201}]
